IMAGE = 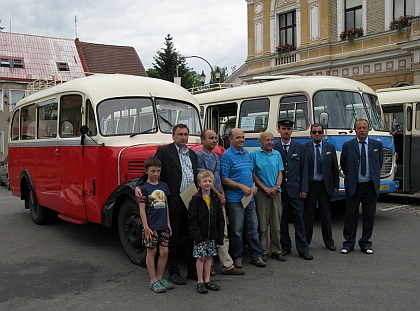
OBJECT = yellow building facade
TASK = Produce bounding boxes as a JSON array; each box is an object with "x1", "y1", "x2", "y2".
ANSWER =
[{"x1": 245, "y1": 0, "x2": 420, "y2": 89}]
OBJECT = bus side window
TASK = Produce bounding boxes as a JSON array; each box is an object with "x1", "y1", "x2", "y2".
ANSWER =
[
  {"x1": 239, "y1": 98, "x2": 269, "y2": 133},
  {"x1": 11, "y1": 110, "x2": 20, "y2": 141},
  {"x1": 38, "y1": 102, "x2": 58, "y2": 139},
  {"x1": 86, "y1": 99, "x2": 97, "y2": 136},
  {"x1": 279, "y1": 95, "x2": 309, "y2": 130},
  {"x1": 20, "y1": 105, "x2": 36, "y2": 140},
  {"x1": 60, "y1": 95, "x2": 82, "y2": 138}
]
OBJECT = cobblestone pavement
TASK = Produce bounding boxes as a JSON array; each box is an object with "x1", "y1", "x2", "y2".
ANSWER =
[{"x1": 377, "y1": 192, "x2": 420, "y2": 215}]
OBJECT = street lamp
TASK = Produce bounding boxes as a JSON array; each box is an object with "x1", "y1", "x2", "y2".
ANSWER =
[
  {"x1": 200, "y1": 71, "x2": 206, "y2": 85},
  {"x1": 180, "y1": 55, "x2": 215, "y2": 84},
  {"x1": 215, "y1": 66, "x2": 221, "y2": 83}
]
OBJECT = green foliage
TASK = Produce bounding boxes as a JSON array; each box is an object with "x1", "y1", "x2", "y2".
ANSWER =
[{"x1": 148, "y1": 34, "x2": 200, "y2": 89}]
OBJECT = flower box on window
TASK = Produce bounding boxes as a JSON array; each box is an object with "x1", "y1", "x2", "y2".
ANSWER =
[
  {"x1": 276, "y1": 44, "x2": 296, "y2": 55},
  {"x1": 340, "y1": 28, "x2": 364, "y2": 43},
  {"x1": 390, "y1": 15, "x2": 415, "y2": 34}
]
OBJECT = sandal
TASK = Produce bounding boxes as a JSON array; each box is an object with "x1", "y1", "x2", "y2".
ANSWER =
[
  {"x1": 204, "y1": 281, "x2": 220, "y2": 291},
  {"x1": 197, "y1": 282, "x2": 208, "y2": 294}
]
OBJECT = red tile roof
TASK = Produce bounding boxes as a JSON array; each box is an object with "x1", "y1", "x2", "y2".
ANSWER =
[{"x1": 75, "y1": 39, "x2": 147, "y2": 77}]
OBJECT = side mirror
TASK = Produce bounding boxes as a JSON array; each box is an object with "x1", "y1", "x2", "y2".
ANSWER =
[
  {"x1": 80, "y1": 125, "x2": 90, "y2": 136},
  {"x1": 319, "y1": 112, "x2": 329, "y2": 128}
]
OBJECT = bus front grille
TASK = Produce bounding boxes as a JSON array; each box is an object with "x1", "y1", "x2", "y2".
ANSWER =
[{"x1": 380, "y1": 148, "x2": 393, "y2": 178}]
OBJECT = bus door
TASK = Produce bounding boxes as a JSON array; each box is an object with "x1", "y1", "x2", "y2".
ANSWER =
[
  {"x1": 36, "y1": 100, "x2": 60, "y2": 209},
  {"x1": 386, "y1": 103, "x2": 416, "y2": 193},
  {"x1": 56, "y1": 94, "x2": 86, "y2": 220},
  {"x1": 411, "y1": 102, "x2": 420, "y2": 192},
  {"x1": 203, "y1": 103, "x2": 238, "y2": 149}
]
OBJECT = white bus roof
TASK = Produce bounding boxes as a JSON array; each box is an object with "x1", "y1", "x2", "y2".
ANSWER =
[
  {"x1": 377, "y1": 85, "x2": 420, "y2": 105},
  {"x1": 15, "y1": 74, "x2": 198, "y2": 108},
  {"x1": 195, "y1": 76, "x2": 376, "y2": 103}
]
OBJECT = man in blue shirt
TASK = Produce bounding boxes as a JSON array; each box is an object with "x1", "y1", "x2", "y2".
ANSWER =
[
  {"x1": 250, "y1": 131, "x2": 287, "y2": 263},
  {"x1": 220, "y1": 128, "x2": 265, "y2": 268},
  {"x1": 197, "y1": 129, "x2": 245, "y2": 275}
]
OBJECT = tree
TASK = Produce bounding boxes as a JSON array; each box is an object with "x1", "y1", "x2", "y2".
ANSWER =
[{"x1": 148, "y1": 34, "x2": 200, "y2": 89}]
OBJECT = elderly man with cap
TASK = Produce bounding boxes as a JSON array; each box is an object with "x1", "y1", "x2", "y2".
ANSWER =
[{"x1": 273, "y1": 120, "x2": 312, "y2": 260}]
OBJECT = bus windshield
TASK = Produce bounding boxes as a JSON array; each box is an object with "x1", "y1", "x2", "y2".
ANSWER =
[
  {"x1": 98, "y1": 97, "x2": 201, "y2": 136},
  {"x1": 313, "y1": 90, "x2": 388, "y2": 131}
]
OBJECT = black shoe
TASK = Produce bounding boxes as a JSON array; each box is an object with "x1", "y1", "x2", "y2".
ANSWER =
[
  {"x1": 262, "y1": 253, "x2": 269, "y2": 262},
  {"x1": 204, "y1": 281, "x2": 220, "y2": 291},
  {"x1": 299, "y1": 252, "x2": 314, "y2": 260},
  {"x1": 168, "y1": 273, "x2": 187, "y2": 285},
  {"x1": 271, "y1": 253, "x2": 287, "y2": 262},
  {"x1": 341, "y1": 247, "x2": 354, "y2": 254},
  {"x1": 281, "y1": 249, "x2": 291, "y2": 256},
  {"x1": 186, "y1": 273, "x2": 198, "y2": 281},
  {"x1": 326, "y1": 245, "x2": 336, "y2": 251},
  {"x1": 197, "y1": 282, "x2": 208, "y2": 294},
  {"x1": 361, "y1": 247, "x2": 374, "y2": 254}
]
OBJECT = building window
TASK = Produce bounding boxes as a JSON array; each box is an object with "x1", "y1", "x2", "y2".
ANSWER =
[
  {"x1": 57, "y1": 62, "x2": 69, "y2": 71},
  {"x1": 0, "y1": 131, "x2": 3, "y2": 153},
  {"x1": 393, "y1": 0, "x2": 415, "y2": 18},
  {"x1": 10, "y1": 90, "x2": 25, "y2": 112},
  {"x1": 345, "y1": 0, "x2": 362, "y2": 29},
  {"x1": 279, "y1": 11, "x2": 296, "y2": 47},
  {"x1": 0, "y1": 57, "x2": 24, "y2": 68}
]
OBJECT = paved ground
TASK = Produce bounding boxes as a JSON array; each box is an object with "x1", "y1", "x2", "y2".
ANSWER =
[{"x1": 0, "y1": 186, "x2": 419, "y2": 311}]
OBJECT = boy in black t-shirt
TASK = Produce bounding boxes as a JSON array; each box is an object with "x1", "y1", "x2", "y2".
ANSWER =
[{"x1": 139, "y1": 157, "x2": 173, "y2": 293}]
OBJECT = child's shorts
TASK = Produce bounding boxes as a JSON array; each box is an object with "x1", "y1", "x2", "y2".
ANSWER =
[
  {"x1": 142, "y1": 228, "x2": 170, "y2": 249},
  {"x1": 193, "y1": 239, "x2": 217, "y2": 258}
]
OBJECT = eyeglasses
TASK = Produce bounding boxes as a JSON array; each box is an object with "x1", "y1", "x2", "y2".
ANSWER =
[{"x1": 311, "y1": 131, "x2": 323, "y2": 134}]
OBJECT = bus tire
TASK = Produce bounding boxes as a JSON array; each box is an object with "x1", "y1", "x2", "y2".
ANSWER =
[
  {"x1": 118, "y1": 198, "x2": 147, "y2": 267},
  {"x1": 27, "y1": 188, "x2": 51, "y2": 225}
]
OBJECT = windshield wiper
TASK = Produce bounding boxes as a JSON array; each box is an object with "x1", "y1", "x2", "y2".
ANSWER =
[
  {"x1": 158, "y1": 113, "x2": 174, "y2": 129},
  {"x1": 130, "y1": 127, "x2": 158, "y2": 137}
]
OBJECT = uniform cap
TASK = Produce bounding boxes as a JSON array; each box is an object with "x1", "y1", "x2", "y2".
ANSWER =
[{"x1": 278, "y1": 120, "x2": 294, "y2": 127}]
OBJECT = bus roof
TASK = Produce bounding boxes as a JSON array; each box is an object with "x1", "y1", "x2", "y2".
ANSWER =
[
  {"x1": 14, "y1": 74, "x2": 198, "y2": 108},
  {"x1": 195, "y1": 76, "x2": 376, "y2": 104},
  {"x1": 377, "y1": 85, "x2": 420, "y2": 105}
]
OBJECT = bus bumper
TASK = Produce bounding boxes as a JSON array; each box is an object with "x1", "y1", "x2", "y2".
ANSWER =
[{"x1": 333, "y1": 180, "x2": 399, "y2": 202}]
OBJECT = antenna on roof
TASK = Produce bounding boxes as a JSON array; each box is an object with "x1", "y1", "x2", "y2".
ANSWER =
[{"x1": 74, "y1": 15, "x2": 78, "y2": 38}]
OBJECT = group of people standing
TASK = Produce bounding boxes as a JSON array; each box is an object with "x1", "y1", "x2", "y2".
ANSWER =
[{"x1": 136, "y1": 118, "x2": 383, "y2": 294}]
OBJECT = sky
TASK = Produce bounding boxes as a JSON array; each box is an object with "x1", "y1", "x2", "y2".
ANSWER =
[{"x1": 1, "y1": 0, "x2": 247, "y2": 82}]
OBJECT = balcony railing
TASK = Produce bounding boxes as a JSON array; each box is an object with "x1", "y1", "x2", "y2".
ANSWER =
[{"x1": 276, "y1": 53, "x2": 297, "y2": 66}]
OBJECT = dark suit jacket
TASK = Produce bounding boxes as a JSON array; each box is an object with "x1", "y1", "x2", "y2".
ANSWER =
[
  {"x1": 274, "y1": 139, "x2": 308, "y2": 198},
  {"x1": 304, "y1": 140, "x2": 339, "y2": 195},
  {"x1": 340, "y1": 137, "x2": 383, "y2": 197},
  {"x1": 155, "y1": 143, "x2": 198, "y2": 211}
]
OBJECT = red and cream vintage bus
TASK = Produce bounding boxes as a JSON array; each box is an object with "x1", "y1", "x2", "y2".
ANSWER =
[{"x1": 8, "y1": 74, "x2": 202, "y2": 265}]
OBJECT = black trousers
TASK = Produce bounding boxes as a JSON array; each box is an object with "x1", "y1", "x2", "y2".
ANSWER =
[
  {"x1": 304, "y1": 181, "x2": 334, "y2": 247},
  {"x1": 167, "y1": 196, "x2": 196, "y2": 276},
  {"x1": 343, "y1": 181, "x2": 377, "y2": 250},
  {"x1": 280, "y1": 192, "x2": 309, "y2": 254}
]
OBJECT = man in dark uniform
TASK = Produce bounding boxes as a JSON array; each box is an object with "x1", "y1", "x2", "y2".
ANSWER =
[
  {"x1": 304, "y1": 123, "x2": 339, "y2": 251},
  {"x1": 274, "y1": 120, "x2": 312, "y2": 260},
  {"x1": 340, "y1": 119, "x2": 383, "y2": 255}
]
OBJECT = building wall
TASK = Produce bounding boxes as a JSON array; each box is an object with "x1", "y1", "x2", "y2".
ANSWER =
[{"x1": 245, "y1": 0, "x2": 420, "y2": 89}]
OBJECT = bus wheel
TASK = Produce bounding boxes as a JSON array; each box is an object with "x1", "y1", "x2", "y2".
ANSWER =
[
  {"x1": 118, "y1": 199, "x2": 146, "y2": 267},
  {"x1": 27, "y1": 188, "x2": 51, "y2": 225}
]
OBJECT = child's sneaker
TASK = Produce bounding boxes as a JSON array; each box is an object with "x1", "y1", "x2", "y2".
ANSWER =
[
  {"x1": 149, "y1": 280, "x2": 166, "y2": 293},
  {"x1": 159, "y1": 278, "x2": 174, "y2": 290}
]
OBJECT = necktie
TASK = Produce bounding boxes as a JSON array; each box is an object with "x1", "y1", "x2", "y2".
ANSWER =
[
  {"x1": 283, "y1": 144, "x2": 288, "y2": 153},
  {"x1": 360, "y1": 141, "x2": 366, "y2": 176},
  {"x1": 316, "y1": 144, "x2": 322, "y2": 175}
]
